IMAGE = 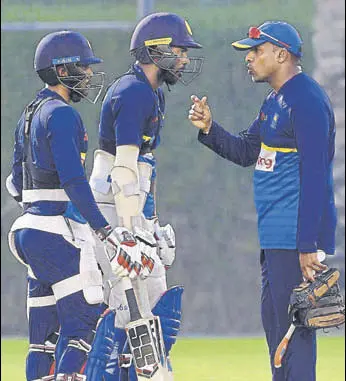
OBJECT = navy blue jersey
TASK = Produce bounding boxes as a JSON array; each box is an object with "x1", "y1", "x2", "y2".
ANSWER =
[
  {"x1": 11, "y1": 88, "x2": 107, "y2": 230},
  {"x1": 199, "y1": 73, "x2": 337, "y2": 254},
  {"x1": 98, "y1": 64, "x2": 165, "y2": 156}
]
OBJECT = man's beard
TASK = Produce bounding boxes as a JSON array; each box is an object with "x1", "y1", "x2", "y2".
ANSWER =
[{"x1": 157, "y1": 68, "x2": 180, "y2": 86}]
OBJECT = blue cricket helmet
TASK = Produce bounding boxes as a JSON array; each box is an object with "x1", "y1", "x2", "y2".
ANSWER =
[
  {"x1": 130, "y1": 12, "x2": 202, "y2": 52},
  {"x1": 129, "y1": 13, "x2": 203, "y2": 86},
  {"x1": 34, "y1": 30, "x2": 103, "y2": 71}
]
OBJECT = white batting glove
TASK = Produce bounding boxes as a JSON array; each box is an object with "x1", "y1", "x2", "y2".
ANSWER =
[
  {"x1": 133, "y1": 226, "x2": 157, "y2": 279},
  {"x1": 154, "y1": 223, "x2": 176, "y2": 268},
  {"x1": 95, "y1": 225, "x2": 143, "y2": 280}
]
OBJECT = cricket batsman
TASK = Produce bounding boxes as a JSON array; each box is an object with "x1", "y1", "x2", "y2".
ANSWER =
[
  {"x1": 85, "y1": 12, "x2": 204, "y2": 380},
  {"x1": 6, "y1": 30, "x2": 151, "y2": 380}
]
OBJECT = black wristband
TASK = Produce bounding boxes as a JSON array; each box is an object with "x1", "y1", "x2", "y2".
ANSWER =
[{"x1": 95, "y1": 225, "x2": 112, "y2": 241}]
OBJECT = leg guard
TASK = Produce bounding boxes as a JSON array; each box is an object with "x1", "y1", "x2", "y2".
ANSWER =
[
  {"x1": 57, "y1": 336, "x2": 92, "y2": 374},
  {"x1": 25, "y1": 278, "x2": 59, "y2": 381},
  {"x1": 104, "y1": 327, "x2": 127, "y2": 381},
  {"x1": 85, "y1": 309, "x2": 124, "y2": 381},
  {"x1": 54, "y1": 333, "x2": 69, "y2": 375},
  {"x1": 26, "y1": 333, "x2": 58, "y2": 381},
  {"x1": 152, "y1": 286, "x2": 184, "y2": 354}
]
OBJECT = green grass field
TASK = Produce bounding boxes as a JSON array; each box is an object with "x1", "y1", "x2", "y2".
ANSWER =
[{"x1": 1, "y1": 336, "x2": 344, "y2": 380}]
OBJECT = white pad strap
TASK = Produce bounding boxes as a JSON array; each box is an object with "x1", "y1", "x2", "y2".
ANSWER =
[
  {"x1": 29, "y1": 343, "x2": 55, "y2": 354},
  {"x1": 68, "y1": 339, "x2": 91, "y2": 353},
  {"x1": 27, "y1": 295, "x2": 56, "y2": 308},
  {"x1": 52, "y1": 274, "x2": 83, "y2": 300},
  {"x1": 56, "y1": 374, "x2": 86, "y2": 381},
  {"x1": 22, "y1": 189, "x2": 69, "y2": 203},
  {"x1": 52, "y1": 271, "x2": 102, "y2": 302},
  {"x1": 32, "y1": 376, "x2": 55, "y2": 381}
]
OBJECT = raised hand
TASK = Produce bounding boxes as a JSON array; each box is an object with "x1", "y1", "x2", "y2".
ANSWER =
[{"x1": 188, "y1": 94, "x2": 212, "y2": 133}]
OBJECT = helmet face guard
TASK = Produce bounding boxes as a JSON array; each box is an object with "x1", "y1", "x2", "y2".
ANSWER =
[
  {"x1": 143, "y1": 44, "x2": 204, "y2": 86},
  {"x1": 53, "y1": 58, "x2": 105, "y2": 104},
  {"x1": 34, "y1": 31, "x2": 105, "y2": 103},
  {"x1": 129, "y1": 13, "x2": 204, "y2": 86}
]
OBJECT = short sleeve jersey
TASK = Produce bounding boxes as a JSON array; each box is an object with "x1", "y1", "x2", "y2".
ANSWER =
[{"x1": 98, "y1": 64, "x2": 165, "y2": 156}]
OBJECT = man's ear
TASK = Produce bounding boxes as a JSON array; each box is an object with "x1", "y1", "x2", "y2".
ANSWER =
[
  {"x1": 56, "y1": 65, "x2": 67, "y2": 77},
  {"x1": 277, "y1": 48, "x2": 289, "y2": 64}
]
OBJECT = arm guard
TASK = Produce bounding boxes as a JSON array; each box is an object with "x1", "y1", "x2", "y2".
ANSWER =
[{"x1": 110, "y1": 145, "x2": 142, "y2": 230}]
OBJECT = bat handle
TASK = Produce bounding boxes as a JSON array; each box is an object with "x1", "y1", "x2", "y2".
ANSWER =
[
  {"x1": 123, "y1": 277, "x2": 142, "y2": 321},
  {"x1": 274, "y1": 324, "x2": 296, "y2": 369},
  {"x1": 132, "y1": 278, "x2": 153, "y2": 319}
]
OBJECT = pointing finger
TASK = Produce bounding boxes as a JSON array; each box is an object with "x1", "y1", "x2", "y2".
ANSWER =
[
  {"x1": 191, "y1": 94, "x2": 201, "y2": 103},
  {"x1": 201, "y1": 96, "x2": 208, "y2": 105}
]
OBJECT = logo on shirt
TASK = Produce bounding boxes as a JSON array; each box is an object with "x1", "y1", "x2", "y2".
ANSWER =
[
  {"x1": 255, "y1": 148, "x2": 276, "y2": 172},
  {"x1": 277, "y1": 94, "x2": 288, "y2": 109},
  {"x1": 143, "y1": 135, "x2": 155, "y2": 145},
  {"x1": 270, "y1": 113, "x2": 279, "y2": 129}
]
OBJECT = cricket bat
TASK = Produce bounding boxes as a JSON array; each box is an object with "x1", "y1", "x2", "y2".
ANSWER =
[
  {"x1": 274, "y1": 323, "x2": 296, "y2": 368},
  {"x1": 123, "y1": 277, "x2": 170, "y2": 380}
]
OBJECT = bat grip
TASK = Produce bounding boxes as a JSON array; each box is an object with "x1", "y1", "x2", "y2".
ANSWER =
[
  {"x1": 123, "y1": 277, "x2": 142, "y2": 321},
  {"x1": 132, "y1": 278, "x2": 153, "y2": 319}
]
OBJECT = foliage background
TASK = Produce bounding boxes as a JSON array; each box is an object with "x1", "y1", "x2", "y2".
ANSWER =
[{"x1": 1, "y1": 0, "x2": 344, "y2": 338}]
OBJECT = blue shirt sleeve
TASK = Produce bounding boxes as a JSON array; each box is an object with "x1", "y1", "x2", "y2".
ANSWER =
[
  {"x1": 113, "y1": 86, "x2": 152, "y2": 147},
  {"x1": 11, "y1": 116, "x2": 25, "y2": 197},
  {"x1": 198, "y1": 119, "x2": 261, "y2": 167},
  {"x1": 292, "y1": 98, "x2": 331, "y2": 253},
  {"x1": 47, "y1": 106, "x2": 108, "y2": 230}
]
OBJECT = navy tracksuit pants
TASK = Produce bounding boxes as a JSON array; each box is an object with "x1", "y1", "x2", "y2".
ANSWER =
[{"x1": 261, "y1": 249, "x2": 316, "y2": 381}]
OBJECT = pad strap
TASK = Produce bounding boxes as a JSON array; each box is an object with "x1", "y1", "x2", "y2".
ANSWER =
[
  {"x1": 22, "y1": 189, "x2": 69, "y2": 203},
  {"x1": 29, "y1": 343, "x2": 56, "y2": 355}
]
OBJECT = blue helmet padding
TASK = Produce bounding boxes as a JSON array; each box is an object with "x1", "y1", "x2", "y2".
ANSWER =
[
  {"x1": 130, "y1": 13, "x2": 202, "y2": 51},
  {"x1": 34, "y1": 30, "x2": 103, "y2": 71}
]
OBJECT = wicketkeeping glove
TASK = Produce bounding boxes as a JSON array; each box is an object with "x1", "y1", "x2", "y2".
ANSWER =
[{"x1": 289, "y1": 267, "x2": 345, "y2": 329}]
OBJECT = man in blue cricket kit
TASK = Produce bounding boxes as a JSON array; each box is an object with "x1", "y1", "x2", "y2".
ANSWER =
[
  {"x1": 188, "y1": 21, "x2": 337, "y2": 381},
  {"x1": 85, "y1": 12, "x2": 203, "y2": 381},
  {"x1": 6, "y1": 30, "x2": 154, "y2": 380}
]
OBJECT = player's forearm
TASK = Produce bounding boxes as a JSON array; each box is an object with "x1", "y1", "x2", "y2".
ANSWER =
[
  {"x1": 63, "y1": 176, "x2": 108, "y2": 230},
  {"x1": 198, "y1": 121, "x2": 260, "y2": 167}
]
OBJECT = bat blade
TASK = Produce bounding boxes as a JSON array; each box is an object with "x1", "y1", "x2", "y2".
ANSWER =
[
  {"x1": 125, "y1": 317, "x2": 168, "y2": 380},
  {"x1": 274, "y1": 324, "x2": 296, "y2": 368},
  {"x1": 123, "y1": 278, "x2": 169, "y2": 380}
]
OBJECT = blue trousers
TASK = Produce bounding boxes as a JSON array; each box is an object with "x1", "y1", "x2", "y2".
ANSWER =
[
  {"x1": 261, "y1": 249, "x2": 316, "y2": 381},
  {"x1": 15, "y1": 228, "x2": 103, "y2": 379}
]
